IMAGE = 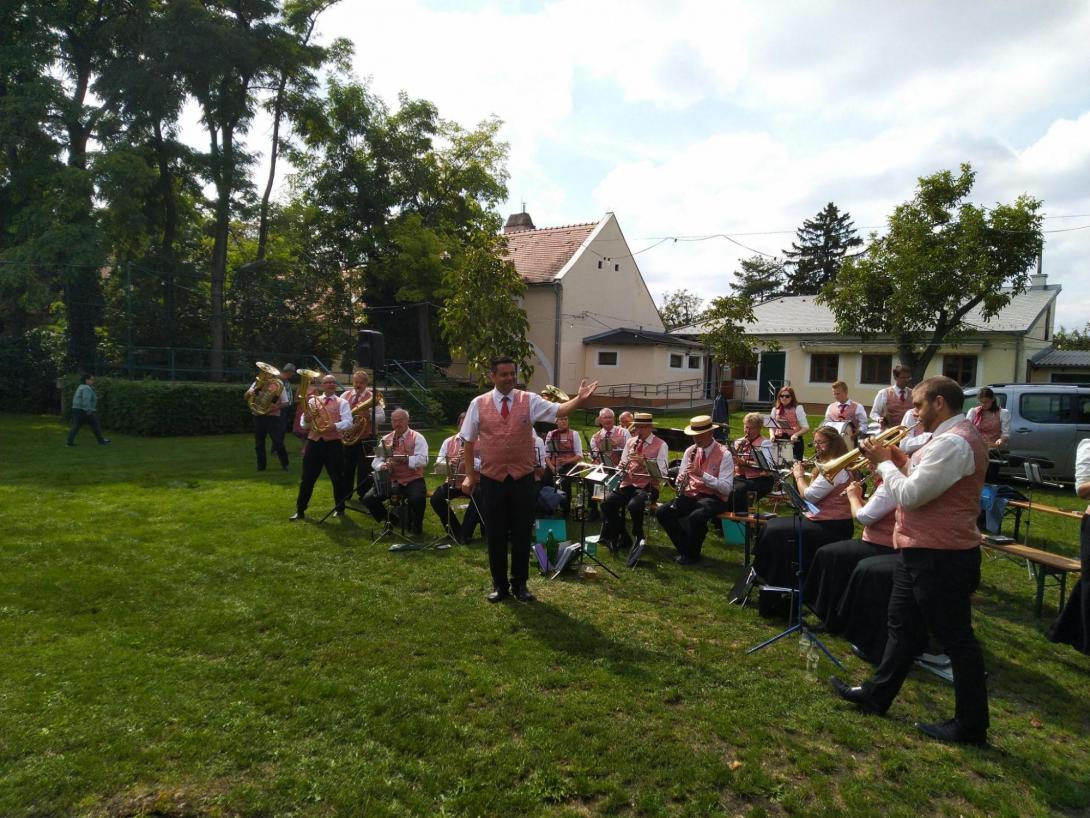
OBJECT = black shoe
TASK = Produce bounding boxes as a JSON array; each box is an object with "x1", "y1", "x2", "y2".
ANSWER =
[
  {"x1": 99, "y1": 439, "x2": 112, "y2": 445},
  {"x1": 512, "y1": 585, "x2": 536, "y2": 603},
  {"x1": 282, "y1": 463, "x2": 290, "y2": 471},
  {"x1": 65, "y1": 442, "x2": 75, "y2": 447},
  {"x1": 617, "y1": 534, "x2": 633, "y2": 552},
  {"x1": 289, "y1": 511, "x2": 305, "y2": 521},
  {"x1": 676, "y1": 555, "x2": 702, "y2": 565},
  {"x1": 487, "y1": 587, "x2": 510, "y2": 603},
  {"x1": 333, "y1": 510, "x2": 344, "y2": 518},
  {"x1": 257, "y1": 466, "x2": 267, "y2": 472},
  {"x1": 829, "y1": 676, "x2": 885, "y2": 715},
  {"x1": 915, "y1": 719, "x2": 988, "y2": 747}
]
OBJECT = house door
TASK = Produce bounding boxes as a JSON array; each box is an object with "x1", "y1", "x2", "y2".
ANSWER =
[{"x1": 758, "y1": 351, "x2": 786, "y2": 402}]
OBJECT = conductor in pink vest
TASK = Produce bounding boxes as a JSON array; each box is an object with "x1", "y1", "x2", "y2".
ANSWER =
[
  {"x1": 830, "y1": 376, "x2": 990, "y2": 747},
  {"x1": 460, "y1": 357, "x2": 598, "y2": 603}
]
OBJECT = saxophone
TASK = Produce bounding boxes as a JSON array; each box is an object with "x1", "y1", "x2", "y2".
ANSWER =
[{"x1": 342, "y1": 390, "x2": 384, "y2": 446}]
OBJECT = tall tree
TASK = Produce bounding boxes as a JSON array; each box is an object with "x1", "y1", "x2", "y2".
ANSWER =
[
  {"x1": 1052, "y1": 324, "x2": 1090, "y2": 351},
  {"x1": 698, "y1": 294, "x2": 765, "y2": 373},
  {"x1": 782, "y1": 202, "x2": 862, "y2": 296},
  {"x1": 819, "y1": 164, "x2": 1044, "y2": 382},
  {"x1": 658, "y1": 289, "x2": 704, "y2": 330},
  {"x1": 730, "y1": 255, "x2": 785, "y2": 303}
]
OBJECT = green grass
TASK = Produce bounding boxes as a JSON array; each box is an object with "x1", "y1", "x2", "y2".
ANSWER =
[{"x1": 1, "y1": 413, "x2": 1088, "y2": 818}]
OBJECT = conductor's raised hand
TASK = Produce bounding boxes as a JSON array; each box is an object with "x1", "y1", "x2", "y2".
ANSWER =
[{"x1": 576, "y1": 379, "x2": 599, "y2": 403}]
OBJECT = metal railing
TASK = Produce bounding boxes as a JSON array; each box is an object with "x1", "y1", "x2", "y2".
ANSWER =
[{"x1": 595, "y1": 378, "x2": 707, "y2": 410}]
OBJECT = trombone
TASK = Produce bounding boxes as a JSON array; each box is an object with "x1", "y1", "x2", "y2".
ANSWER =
[{"x1": 818, "y1": 425, "x2": 911, "y2": 480}]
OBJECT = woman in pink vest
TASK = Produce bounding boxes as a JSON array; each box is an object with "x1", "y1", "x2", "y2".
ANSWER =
[
  {"x1": 730, "y1": 412, "x2": 776, "y2": 513},
  {"x1": 965, "y1": 387, "x2": 1010, "y2": 450},
  {"x1": 752, "y1": 426, "x2": 854, "y2": 589},
  {"x1": 771, "y1": 385, "x2": 809, "y2": 462}
]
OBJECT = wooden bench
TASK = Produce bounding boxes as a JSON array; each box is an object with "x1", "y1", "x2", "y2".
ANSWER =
[
  {"x1": 717, "y1": 512, "x2": 772, "y2": 566},
  {"x1": 980, "y1": 537, "x2": 1082, "y2": 618},
  {"x1": 1005, "y1": 500, "x2": 1083, "y2": 540}
]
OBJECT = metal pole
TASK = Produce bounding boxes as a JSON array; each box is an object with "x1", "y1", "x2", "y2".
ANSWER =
[{"x1": 126, "y1": 262, "x2": 134, "y2": 379}]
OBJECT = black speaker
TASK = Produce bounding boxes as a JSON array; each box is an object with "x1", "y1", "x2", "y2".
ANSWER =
[{"x1": 356, "y1": 329, "x2": 385, "y2": 371}]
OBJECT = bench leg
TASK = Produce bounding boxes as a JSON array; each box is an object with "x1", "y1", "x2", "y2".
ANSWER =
[{"x1": 1033, "y1": 566, "x2": 1046, "y2": 619}]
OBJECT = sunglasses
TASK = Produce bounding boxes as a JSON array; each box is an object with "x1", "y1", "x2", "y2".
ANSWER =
[{"x1": 778, "y1": 393, "x2": 791, "y2": 398}]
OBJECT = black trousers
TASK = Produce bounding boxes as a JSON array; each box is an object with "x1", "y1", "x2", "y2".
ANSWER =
[
  {"x1": 480, "y1": 474, "x2": 536, "y2": 592},
  {"x1": 253, "y1": 414, "x2": 288, "y2": 470},
  {"x1": 655, "y1": 494, "x2": 730, "y2": 559},
  {"x1": 863, "y1": 547, "x2": 989, "y2": 733},
  {"x1": 363, "y1": 477, "x2": 427, "y2": 534},
  {"x1": 752, "y1": 515, "x2": 854, "y2": 589},
  {"x1": 429, "y1": 482, "x2": 484, "y2": 542},
  {"x1": 67, "y1": 409, "x2": 106, "y2": 444},
  {"x1": 295, "y1": 438, "x2": 345, "y2": 513},
  {"x1": 341, "y1": 441, "x2": 373, "y2": 500},
  {"x1": 601, "y1": 484, "x2": 659, "y2": 546},
  {"x1": 730, "y1": 474, "x2": 775, "y2": 513},
  {"x1": 1048, "y1": 514, "x2": 1090, "y2": 655},
  {"x1": 803, "y1": 538, "x2": 893, "y2": 626}
]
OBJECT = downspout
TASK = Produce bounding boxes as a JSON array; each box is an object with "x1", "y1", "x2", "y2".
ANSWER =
[{"x1": 553, "y1": 280, "x2": 563, "y2": 385}]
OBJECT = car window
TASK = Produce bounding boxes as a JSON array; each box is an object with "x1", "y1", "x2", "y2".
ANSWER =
[
  {"x1": 1019, "y1": 393, "x2": 1072, "y2": 424},
  {"x1": 1077, "y1": 396, "x2": 1090, "y2": 424},
  {"x1": 993, "y1": 392, "x2": 1008, "y2": 409}
]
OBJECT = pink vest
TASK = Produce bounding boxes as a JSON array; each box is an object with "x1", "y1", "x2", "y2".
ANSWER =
[
  {"x1": 806, "y1": 475, "x2": 852, "y2": 521},
  {"x1": 734, "y1": 435, "x2": 769, "y2": 479},
  {"x1": 829, "y1": 400, "x2": 861, "y2": 424},
  {"x1": 772, "y1": 404, "x2": 801, "y2": 438},
  {"x1": 621, "y1": 434, "x2": 665, "y2": 489},
  {"x1": 383, "y1": 428, "x2": 424, "y2": 486},
  {"x1": 307, "y1": 395, "x2": 343, "y2": 442},
  {"x1": 546, "y1": 428, "x2": 578, "y2": 461},
  {"x1": 593, "y1": 427, "x2": 626, "y2": 466},
  {"x1": 862, "y1": 510, "x2": 895, "y2": 548},
  {"x1": 894, "y1": 420, "x2": 988, "y2": 551},
  {"x1": 346, "y1": 387, "x2": 372, "y2": 409},
  {"x1": 476, "y1": 391, "x2": 536, "y2": 481},
  {"x1": 681, "y1": 442, "x2": 729, "y2": 499},
  {"x1": 970, "y1": 407, "x2": 1001, "y2": 441},
  {"x1": 883, "y1": 387, "x2": 912, "y2": 427}
]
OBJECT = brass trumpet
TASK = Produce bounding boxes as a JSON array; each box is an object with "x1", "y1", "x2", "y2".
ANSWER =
[{"x1": 819, "y1": 425, "x2": 911, "y2": 480}]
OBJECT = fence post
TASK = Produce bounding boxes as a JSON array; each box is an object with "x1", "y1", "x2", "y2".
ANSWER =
[{"x1": 170, "y1": 349, "x2": 176, "y2": 381}]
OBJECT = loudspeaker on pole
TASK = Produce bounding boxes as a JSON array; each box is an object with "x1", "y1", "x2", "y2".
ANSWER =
[{"x1": 356, "y1": 329, "x2": 385, "y2": 371}]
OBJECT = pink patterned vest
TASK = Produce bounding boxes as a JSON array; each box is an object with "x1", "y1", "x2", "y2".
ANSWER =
[
  {"x1": 882, "y1": 387, "x2": 913, "y2": 427},
  {"x1": 829, "y1": 400, "x2": 861, "y2": 424},
  {"x1": 346, "y1": 387, "x2": 372, "y2": 409},
  {"x1": 546, "y1": 428, "x2": 578, "y2": 462},
  {"x1": 772, "y1": 404, "x2": 801, "y2": 438},
  {"x1": 621, "y1": 434, "x2": 664, "y2": 489},
  {"x1": 734, "y1": 435, "x2": 769, "y2": 479},
  {"x1": 307, "y1": 395, "x2": 343, "y2": 442},
  {"x1": 893, "y1": 419, "x2": 988, "y2": 551},
  {"x1": 806, "y1": 474, "x2": 852, "y2": 521},
  {"x1": 382, "y1": 429, "x2": 424, "y2": 485},
  {"x1": 970, "y1": 407, "x2": 1001, "y2": 441},
  {"x1": 862, "y1": 510, "x2": 895, "y2": 547},
  {"x1": 593, "y1": 426, "x2": 626, "y2": 466},
  {"x1": 476, "y1": 390, "x2": 535, "y2": 481},
  {"x1": 681, "y1": 442, "x2": 729, "y2": 499}
]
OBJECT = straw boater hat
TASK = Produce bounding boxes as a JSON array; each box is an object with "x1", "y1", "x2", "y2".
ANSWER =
[
  {"x1": 683, "y1": 414, "x2": 722, "y2": 436},
  {"x1": 632, "y1": 412, "x2": 654, "y2": 425}
]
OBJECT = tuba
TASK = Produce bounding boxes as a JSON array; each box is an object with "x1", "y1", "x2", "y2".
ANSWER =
[
  {"x1": 818, "y1": 425, "x2": 911, "y2": 480},
  {"x1": 541, "y1": 384, "x2": 569, "y2": 403},
  {"x1": 297, "y1": 368, "x2": 331, "y2": 434},
  {"x1": 342, "y1": 390, "x2": 384, "y2": 446},
  {"x1": 246, "y1": 362, "x2": 284, "y2": 416}
]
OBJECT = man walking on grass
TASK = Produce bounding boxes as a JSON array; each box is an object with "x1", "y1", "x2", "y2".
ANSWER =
[{"x1": 66, "y1": 374, "x2": 111, "y2": 447}]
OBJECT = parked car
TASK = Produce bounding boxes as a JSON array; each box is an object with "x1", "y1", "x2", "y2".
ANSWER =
[{"x1": 963, "y1": 383, "x2": 1090, "y2": 482}]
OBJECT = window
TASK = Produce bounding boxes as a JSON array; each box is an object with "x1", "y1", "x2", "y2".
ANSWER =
[
  {"x1": 943, "y1": 355, "x2": 977, "y2": 387},
  {"x1": 597, "y1": 260, "x2": 602, "y2": 269},
  {"x1": 1051, "y1": 373, "x2": 1088, "y2": 383},
  {"x1": 669, "y1": 353, "x2": 684, "y2": 369},
  {"x1": 614, "y1": 263, "x2": 619, "y2": 271},
  {"x1": 810, "y1": 353, "x2": 839, "y2": 383},
  {"x1": 860, "y1": 354, "x2": 893, "y2": 385},
  {"x1": 732, "y1": 361, "x2": 758, "y2": 380},
  {"x1": 1077, "y1": 397, "x2": 1090, "y2": 424},
  {"x1": 687, "y1": 355, "x2": 702, "y2": 370},
  {"x1": 596, "y1": 350, "x2": 618, "y2": 367},
  {"x1": 1020, "y1": 394, "x2": 1072, "y2": 424}
]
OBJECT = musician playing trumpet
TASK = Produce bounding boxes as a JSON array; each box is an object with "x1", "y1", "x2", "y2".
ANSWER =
[
  {"x1": 600, "y1": 412, "x2": 667, "y2": 553},
  {"x1": 342, "y1": 369, "x2": 385, "y2": 502},
  {"x1": 730, "y1": 412, "x2": 776, "y2": 514},
  {"x1": 544, "y1": 415, "x2": 583, "y2": 511},
  {"x1": 429, "y1": 412, "x2": 484, "y2": 544},
  {"x1": 363, "y1": 408, "x2": 429, "y2": 535}
]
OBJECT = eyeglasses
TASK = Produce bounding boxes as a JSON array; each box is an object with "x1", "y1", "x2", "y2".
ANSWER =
[{"x1": 778, "y1": 393, "x2": 791, "y2": 398}]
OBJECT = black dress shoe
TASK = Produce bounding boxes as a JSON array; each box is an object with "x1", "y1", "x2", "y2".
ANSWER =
[
  {"x1": 828, "y1": 676, "x2": 885, "y2": 715},
  {"x1": 915, "y1": 719, "x2": 988, "y2": 747},
  {"x1": 512, "y1": 586, "x2": 536, "y2": 603},
  {"x1": 332, "y1": 510, "x2": 344, "y2": 518},
  {"x1": 487, "y1": 588, "x2": 509, "y2": 603},
  {"x1": 289, "y1": 511, "x2": 305, "y2": 521},
  {"x1": 676, "y1": 555, "x2": 702, "y2": 565}
]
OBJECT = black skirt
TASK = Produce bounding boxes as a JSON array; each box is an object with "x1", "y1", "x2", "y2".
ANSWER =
[
  {"x1": 834, "y1": 552, "x2": 900, "y2": 664},
  {"x1": 752, "y1": 515, "x2": 855, "y2": 589},
  {"x1": 1047, "y1": 514, "x2": 1090, "y2": 655},
  {"x1": 804, "y1": 538, "x2": 894, "y2": 626}
]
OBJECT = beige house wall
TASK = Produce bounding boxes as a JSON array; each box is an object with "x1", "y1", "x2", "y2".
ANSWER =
[{"x1": 581, "y1": 345, "x2": 704, "y2": 390}]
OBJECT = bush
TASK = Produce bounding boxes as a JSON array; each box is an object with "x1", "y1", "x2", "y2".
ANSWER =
[
  {"x1": 0, "y1": 333, "x2": 61, "y2": 413},
  {"x1": 62, "y1": 376, "x2": 253, "y2": 436},
  {"x1": 430, "y1": 387, "x2": 482, "y2": 424}
]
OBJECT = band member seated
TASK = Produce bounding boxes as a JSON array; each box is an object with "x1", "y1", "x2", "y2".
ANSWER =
[
  {"x1": 730, "y1": 412, "x2": 776, "y2": 513},
  {"x1": 363, "y1": 408, "x2": 429, "y2": 534},
  {"x1": 544, "y1": 415, "x2": 583, "y2": 508},
  {"x1": 532, "y1": 433, "x2": 564, "y2": 516},
  {"x1": 590, "y1": 408, "x2": 629, "y2": 466},
  {"x1": 342, "y1": 368, "x2": 385, "y2": 501},
  {"x1": 600, "y1": 412, "x2": 667, "y2": 552},
  {"x1": 655, "y1": 415, "x2": 734, "y2": 565},
  {"x1": 965, "y1": 386, "x2": 1010, "y2": 451},
  {"x1": 430, "y1": 413, "x2": 483, "y2": 544},
  {"x1": 771, "y1": 385, "x2": 809, "y2": 461},
  {"x1": 803, "y1": 478, "x2": 896, "y2": 631},
  {"x1": 870, "y1": 365, "x2": 913, "y2": 431},
  {"x1": 1048, "y1": 437, "x2": 1090, "y2": 655},
  {"x1": 618, "y1": 411, "x2": 634, "y2": 433},
  {"x1": 751, "y1": 426, "x2": 854, "y2": 588},
  {"x1": 290, "y1": 374, "x2": 353, "y2": 521},
  {"x1": 824, "y1": 381, "x2": 868, "y2": 446}
]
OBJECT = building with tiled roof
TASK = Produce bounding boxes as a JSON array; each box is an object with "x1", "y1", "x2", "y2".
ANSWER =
[
  {"x1": 673, "y1": 274, "x2": 1062, "y2": 412},
  {"x1": 497, "y1": 211, "x2": 707, "y2": 397},
  {"x1": 1027, "y1": 345, "x2": 1090, "y2": 383}
]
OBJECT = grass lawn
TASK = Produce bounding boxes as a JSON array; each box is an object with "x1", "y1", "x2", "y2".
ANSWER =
[{"x1": 1, "y1": 412, "x2": 1088, "y2": 817}]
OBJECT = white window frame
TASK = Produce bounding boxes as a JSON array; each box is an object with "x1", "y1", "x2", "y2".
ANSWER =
[
  {"x1": 669, "y1": 352, "x2": 685, "y2": 370},
  {"x1": 595, "y1": 349, "x2": 620, "y2": 368}
]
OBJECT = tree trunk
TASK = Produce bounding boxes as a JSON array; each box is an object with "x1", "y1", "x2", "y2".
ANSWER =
[
  {"x1": 256, "y1": 72, "x2": 287, "y2": 262},
  {"x1": 209, "y1": 123, "x2": 234, "y2": 379},
  {"x1": 153, "y1": 118, "x2": 177, "y2": 339},
  {"x1": 417, "y1": 302, "x2": 432, "y2": 367}
]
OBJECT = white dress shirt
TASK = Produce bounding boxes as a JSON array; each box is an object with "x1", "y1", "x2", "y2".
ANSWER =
[
  {"x1": 803, "y1": 469, "x2": 849, "y2": 503},
  {"x1": 373, "y1": 429, "x2": 429, "y2": 471},
  {"x1": 1075, "y1": 438, "x2": 1090, "y2": 494},
  {"x1": 459, "y1": 388, "x2": 559, "y2": 442},
  {"x1": 877, "y1": 414, "x2": 976, "y2": 510},
  {"x1": 533, "y1": 435, "x2": 547, "y2": 474},
  {"x1": 300, "y1": 394, "x2": 353, "y2": 432},
  {"x1": 436, "y1": 436, "x2": 481, "y2": 472},
  {"x1": 677, "y1": 443, "x2": 735, "y2": 500},
  {"x1": 345, "y1": 388, "x2": 386, "y2": 425},
  {"x1": 247, "y1": 380, "x2": 290, "y2": 407},
  {"x1": 855, "y1": 482, "x2": 896, "y2": 527}
]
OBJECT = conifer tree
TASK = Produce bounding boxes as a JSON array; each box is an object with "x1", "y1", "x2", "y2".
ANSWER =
[{"x1": 782, "y1": 202, "x2": 862, "y2": 296}]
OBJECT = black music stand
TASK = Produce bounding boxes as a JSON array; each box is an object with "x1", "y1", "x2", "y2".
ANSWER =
[
  {"x1": 745, "y1": 480, "x2": 844, "y2": 670},
  {"x1": 550, "y1": 462, "x2": 620, "y2": 580}
]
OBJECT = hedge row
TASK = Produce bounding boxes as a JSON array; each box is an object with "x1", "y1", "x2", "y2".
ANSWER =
[
  {"x1": 1, "y1": 335, "x2": 60, "y2": 413},
  {"x1": 62, "y1": 376, "x2": 253, "y2": 437},
  {"x1": 430, "y1": 387, "x2": 482, "y2": 424}
]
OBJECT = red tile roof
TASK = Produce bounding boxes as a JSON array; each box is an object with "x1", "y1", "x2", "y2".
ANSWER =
[{"x1": 502, "y1": 222, "x2": 597, "y2": 284}]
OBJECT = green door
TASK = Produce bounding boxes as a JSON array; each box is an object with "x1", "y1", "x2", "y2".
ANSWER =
[{"x1": 759, "y1": 351, "x2": 786, "y2": 402}]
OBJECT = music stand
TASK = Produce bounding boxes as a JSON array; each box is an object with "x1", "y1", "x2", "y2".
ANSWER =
[
  {"x1": 318, "y1": 438, "x2": 391, "y2": 524},
  {"x1": 550, "y1": 461, "x2": 620, "y2": 580},
  {"x1": 746, "y1": 479, "x2": 844, "y2": 670}
]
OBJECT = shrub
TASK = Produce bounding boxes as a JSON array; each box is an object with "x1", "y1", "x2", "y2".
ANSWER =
[
  {"x1": 430, "y1": 387, "x2": 482, "y2": 424},
  {"x1": 0, "y1": 333, "x2": 61, "y2": 413}
]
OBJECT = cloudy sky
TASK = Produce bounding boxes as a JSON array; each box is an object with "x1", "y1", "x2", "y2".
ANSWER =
[{"x1": 301, "y1": 0, "x2": 1090, "y2": 328}]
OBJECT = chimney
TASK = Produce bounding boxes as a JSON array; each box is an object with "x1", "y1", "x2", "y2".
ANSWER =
[
  {"x1": 1029, "y1": 254, "x2": 1047, "y2": 289},
  {"x1": 504, "y1": 211, "x2": 535, "y2": 234}
]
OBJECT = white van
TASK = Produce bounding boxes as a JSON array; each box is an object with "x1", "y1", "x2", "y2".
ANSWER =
[{"x1": 963, "y1": 384, "x2": 1090, "y2": 482}]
